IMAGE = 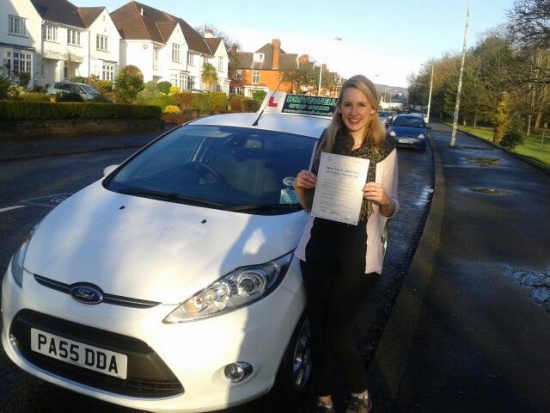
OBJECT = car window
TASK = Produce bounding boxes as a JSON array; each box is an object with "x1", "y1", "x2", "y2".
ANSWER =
[
  {"x1": 107, "y1": 125, "x2": 317, "y2": 209},
  {"x1": 393, "y1": 117, "x2": 425, "y2": 128},
  {"x1": 80, "y1": 84, "x2": 99, "y2": 94}
]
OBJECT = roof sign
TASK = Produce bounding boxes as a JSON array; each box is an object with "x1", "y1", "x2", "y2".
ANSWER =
[{"x1": 261, "y1": 92, "x2": 337, "y2": 117}]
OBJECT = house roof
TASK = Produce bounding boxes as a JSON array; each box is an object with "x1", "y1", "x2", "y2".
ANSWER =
[
  {"x1": 110, "y1": 1, "x2": 216, "y2": 56},
  {"x1": 31, "y1": 0, "x2": 85, "y2": 28},
  {"x1": 79, "y1": 7, "x2": 105, "y2": 28},
  {"x1": 204, "y1": 37, "x2": 223, "y2": 55},
  {"x1": 230, "y1": 42, "x2": 298, "y2": 71}
]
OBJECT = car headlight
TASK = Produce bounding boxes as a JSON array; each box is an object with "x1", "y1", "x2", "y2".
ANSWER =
[
  {"x1": 418, "y1": 133, "x2": 426, "y2": 139},
  {"x1": 164, "y1": 252, "x2": 293, "y2": 323},
  {"x1": 389, "y1": 131, "x2": 396, "y2": 137},
  {"x1": 11, "y1": 230, "x2": 34, "y2": 287}
]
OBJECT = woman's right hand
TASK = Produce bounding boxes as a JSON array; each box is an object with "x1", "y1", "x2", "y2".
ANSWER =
[{"x1": 294, "y1": 170, "x2": 317, "y2": 190}]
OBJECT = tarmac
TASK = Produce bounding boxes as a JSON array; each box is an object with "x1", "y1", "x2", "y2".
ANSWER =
[
  {"x1": 366, "y1": 124, "x2": 550, "y2": 413},
  {"x1": 2, "y1": 123, "x2": 550, "y2": 413}
]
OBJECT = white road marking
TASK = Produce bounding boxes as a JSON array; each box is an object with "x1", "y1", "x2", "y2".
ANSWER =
[{"x1": 0, "y1": 205, "x2": 25, "y2": 213}]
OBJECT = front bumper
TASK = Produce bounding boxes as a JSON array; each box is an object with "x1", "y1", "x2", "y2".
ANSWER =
[{"x1": 1, "y1": 257, "x2": 306, "y2": 412}]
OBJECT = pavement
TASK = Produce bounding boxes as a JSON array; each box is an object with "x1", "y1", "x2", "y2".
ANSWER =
[
  {"x1": 2, "y1": 124, "x2": 550, "y2": 413},
  {"x1": 366, "y1": 124, "x2": 550, "y2": 413}
]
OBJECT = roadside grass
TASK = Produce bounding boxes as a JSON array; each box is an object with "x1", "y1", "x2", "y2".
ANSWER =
[{"x1": 450, "y1": 124, "x2": 550, "y2": 167}]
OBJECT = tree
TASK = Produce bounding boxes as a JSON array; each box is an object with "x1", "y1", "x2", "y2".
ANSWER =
[
  {"x1": 114, "y1": 65, "x2": 144, "y2": 103},
  {"x1": 201, "y1": 62, "x2": 218, "y2": 91},
  {"x1": 195, "y1": 24, "x2": 240, "y2": 55},
  {"x1": 493, "y1": 92, "x2": 512, "y2": 145},
  {"x1": 507, "y1": 0, "x2": 550, "y2": 48}
]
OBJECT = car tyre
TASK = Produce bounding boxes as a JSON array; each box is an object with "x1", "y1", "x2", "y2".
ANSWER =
[{"x1": 271, "y1": 312, "x2": 312, "y2": 406}]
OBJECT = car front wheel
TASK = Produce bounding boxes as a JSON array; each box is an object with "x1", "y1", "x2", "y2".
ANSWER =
[{"x1": 271, "y1": 312, "x2": 312, "y2": 406}]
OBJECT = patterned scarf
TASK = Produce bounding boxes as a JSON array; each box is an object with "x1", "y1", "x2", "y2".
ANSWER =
[{"x1": 308, "y1": 128, "x2": 395, "y2": 221}]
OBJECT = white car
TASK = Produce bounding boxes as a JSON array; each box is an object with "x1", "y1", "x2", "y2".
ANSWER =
[{"x1": 2, "y1": 94, "x2": 333, "y2": 412}]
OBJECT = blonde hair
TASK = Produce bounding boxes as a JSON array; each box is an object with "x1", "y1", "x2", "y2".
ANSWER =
[{"x1": 318, "y1": 74, "x2": 386, "y2": 154}]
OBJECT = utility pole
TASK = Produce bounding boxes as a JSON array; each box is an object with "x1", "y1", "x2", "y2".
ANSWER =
[
  {"x1": 451, "y1": 0, "x2": 470, "y2": 147},
  {"x1": 427, "y1": 65, "x2": 434, "y2": 123}
]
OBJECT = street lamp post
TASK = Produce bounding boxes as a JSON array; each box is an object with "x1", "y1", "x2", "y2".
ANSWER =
[
  {"x1": 451, "y1": 0, "x2": 470, "y2": 146},
  {"x1": 317, "y1": 37, "x2": 342, "y2": 97},
  {"x1": 426, "y1": 65, "x2": 434, "y2": 123}
]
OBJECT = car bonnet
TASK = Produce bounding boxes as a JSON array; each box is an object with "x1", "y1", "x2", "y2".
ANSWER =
[{"x1": 22, "y1": 181, "x2": 308, "y2": 304}]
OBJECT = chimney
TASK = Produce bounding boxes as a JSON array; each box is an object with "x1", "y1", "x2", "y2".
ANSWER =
[
  {"x1": 205, "y1": 29, "x2": 213, "y2": 38},
  {"x1": 272, "y1": 38, "x2": 281, "y2": 70}
]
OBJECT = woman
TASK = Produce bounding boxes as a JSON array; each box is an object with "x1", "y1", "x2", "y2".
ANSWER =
[{"x1": 293, "y1": 75, "x2": 399, "y2": 413}]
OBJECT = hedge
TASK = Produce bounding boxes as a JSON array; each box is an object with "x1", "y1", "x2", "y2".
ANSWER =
[{"x1": 0, "y1": 101, "x2": 162, "y2": 121}]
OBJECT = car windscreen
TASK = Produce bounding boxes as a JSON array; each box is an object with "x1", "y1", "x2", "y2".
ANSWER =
[
  {"x1": 392, "y1": 117, "x2": 425, "y2": 128},
  {"x1": 105, "y1": 125, "x2": 317, "y2": 213}
]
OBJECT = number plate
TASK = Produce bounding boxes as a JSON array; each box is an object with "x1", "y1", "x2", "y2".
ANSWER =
[
  {"x1": 398, "y1": 138, "x2": 415, "y2": 144},
  {"x1": 31, "y1": 328, "x2": 128, "y2": 379}
]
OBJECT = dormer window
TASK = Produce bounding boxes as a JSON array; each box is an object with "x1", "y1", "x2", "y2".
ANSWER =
[{"x1": 253, "y1": 53, "x2": 265, "y2": 62}]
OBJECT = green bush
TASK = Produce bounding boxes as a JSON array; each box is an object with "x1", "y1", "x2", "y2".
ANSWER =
[
  {"x1": 16, "y1": 92, "x2": 50, "y2": 102},
  {"x1": 210, "y1": 92, "x2": 228, "y2": 112},
  {"x1": 0, "y1": 101, "x2": 161, "y2": 121},
  {"x1": 157, "y1": 81, "x2": 172, "y2": 94},
  {"x1": 500, "y1": 115, "x2": 525, "y2": 150},
  {"x1": 242, "y1": 98, "x2": 260, "y2": 112},
  {"x1": 148, "y1": 95, "x2": 178, "y2": 112},
  {"x1": 138, "y1": 81, "x2": 163, "y2": 104},
  {"x1": 252, "y1": 90, "x2": 267, "y2": 103},
  {"x1": 192, "y1": 93, "x2": 212, "y2": 115},
  {"x1": 114, "y1": 65, "x2": 144, "y2": 103}
]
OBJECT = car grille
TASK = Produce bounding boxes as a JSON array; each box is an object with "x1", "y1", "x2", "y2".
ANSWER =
[{"x1": 10, "y1": 309, "x2": 184, "y2": 398}]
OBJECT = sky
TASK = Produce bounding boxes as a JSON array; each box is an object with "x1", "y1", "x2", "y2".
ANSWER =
[{"x1": 73, "y1": 0, "x2": 516, "y2": 88}]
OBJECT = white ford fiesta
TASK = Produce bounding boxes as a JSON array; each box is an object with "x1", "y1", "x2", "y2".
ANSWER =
[{"x1": 1, "y1": 93, "x2": 338, "y2": 412}]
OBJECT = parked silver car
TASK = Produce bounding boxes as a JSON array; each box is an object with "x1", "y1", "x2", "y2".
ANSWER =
[{"x1": 46, "y1": 82, "x2": 101, "y2": 101}]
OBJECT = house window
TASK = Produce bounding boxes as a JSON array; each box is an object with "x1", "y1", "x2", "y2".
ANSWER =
[
  {"x1": 170, "y1": 74, "x2": 178, "y2": 87},
  {"x1": 234, "y1": 70, "x2": 243, "y2": 80},
  {"x1": 44, "y1": 24, "x2": 58, "y2": 42},
  {"x1": 187, "y1": 76, "x2": 195, "y2": 90},
  {"x1": 253, "y1": 53, "x2": 264, "y2": 62},
  {"x1": 153, "y1": 48, "x2": 159, "y2": 70},
  {"x1": 252, "y1": 70, "x2": 260, "y2": 84},
  {"x1": 187, "y1": 52, "x2": 195, "y2": 66},
  {"x1": 67, "y1": 30, "x2": 81, "y2": 46},
  {"x1": 172, "y1": 44, "x2": 180, "y2": 62},
  {"x1": 3, "y1": 51, "x2": 32, "y2": 76},
  {"x1": 102, "y1": 62, "x2": 115, "y2": 81},
  {"x1": 96, "y1": 35, "x2": 108, "y2": 51},
  {"x1": 218, "y1": 56, "x2": 224, "y2": 72},
  {"x1": 9, "y1": 16, "x2": 27, "y2": 36}
]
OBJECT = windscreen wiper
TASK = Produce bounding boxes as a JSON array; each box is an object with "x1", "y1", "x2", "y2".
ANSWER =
[
  {"x1": 117, "y1": 187, "x2": 224, "y2": 208},
  {"x1": 227, "y1": 203, "x2": 302, "y2": 212}
]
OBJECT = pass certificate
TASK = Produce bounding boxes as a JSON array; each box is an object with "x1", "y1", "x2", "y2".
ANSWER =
[{"x1": 310, "y1": 152, "x2": 370, "y2": 225}]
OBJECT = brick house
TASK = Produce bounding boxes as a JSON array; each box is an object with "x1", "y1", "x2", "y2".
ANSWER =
[{"x1": 229, "y1": 39, "x2": 299, "y2": 97}]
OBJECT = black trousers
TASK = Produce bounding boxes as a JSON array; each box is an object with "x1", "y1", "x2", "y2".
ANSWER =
[{"x1": 300, "y1": 259, "x2": 379, "y2": 396}]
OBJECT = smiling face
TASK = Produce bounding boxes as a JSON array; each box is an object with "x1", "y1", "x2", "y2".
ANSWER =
[{"x1": 337, "y1": 86, "x2": 375, "y2": 142}]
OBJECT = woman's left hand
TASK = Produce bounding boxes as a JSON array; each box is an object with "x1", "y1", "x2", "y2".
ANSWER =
[{"x1": 363, "y1": 182, "x2": 390, "y2": 205}]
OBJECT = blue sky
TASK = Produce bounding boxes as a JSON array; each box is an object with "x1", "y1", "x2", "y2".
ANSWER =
[{"x1": 74, "y1": 0, "x2": 516, "y2": 88}]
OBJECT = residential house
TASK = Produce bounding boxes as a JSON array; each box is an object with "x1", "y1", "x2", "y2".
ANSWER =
[
  {"x1": 110, "y1": 1, "x2": 229, "y2": 93},
  {"x1": 29, "y1": 0, "x2": 119, "y2": 86},
  {"x1": 229, "y1": 39, "x2": 298, "y2": 97},
  {"x1": 1, "y1": 0, "x2": 229, "y2": 93},
  {"x1": 1, "y1": 0, "x2": 44, "y2": 87}
]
